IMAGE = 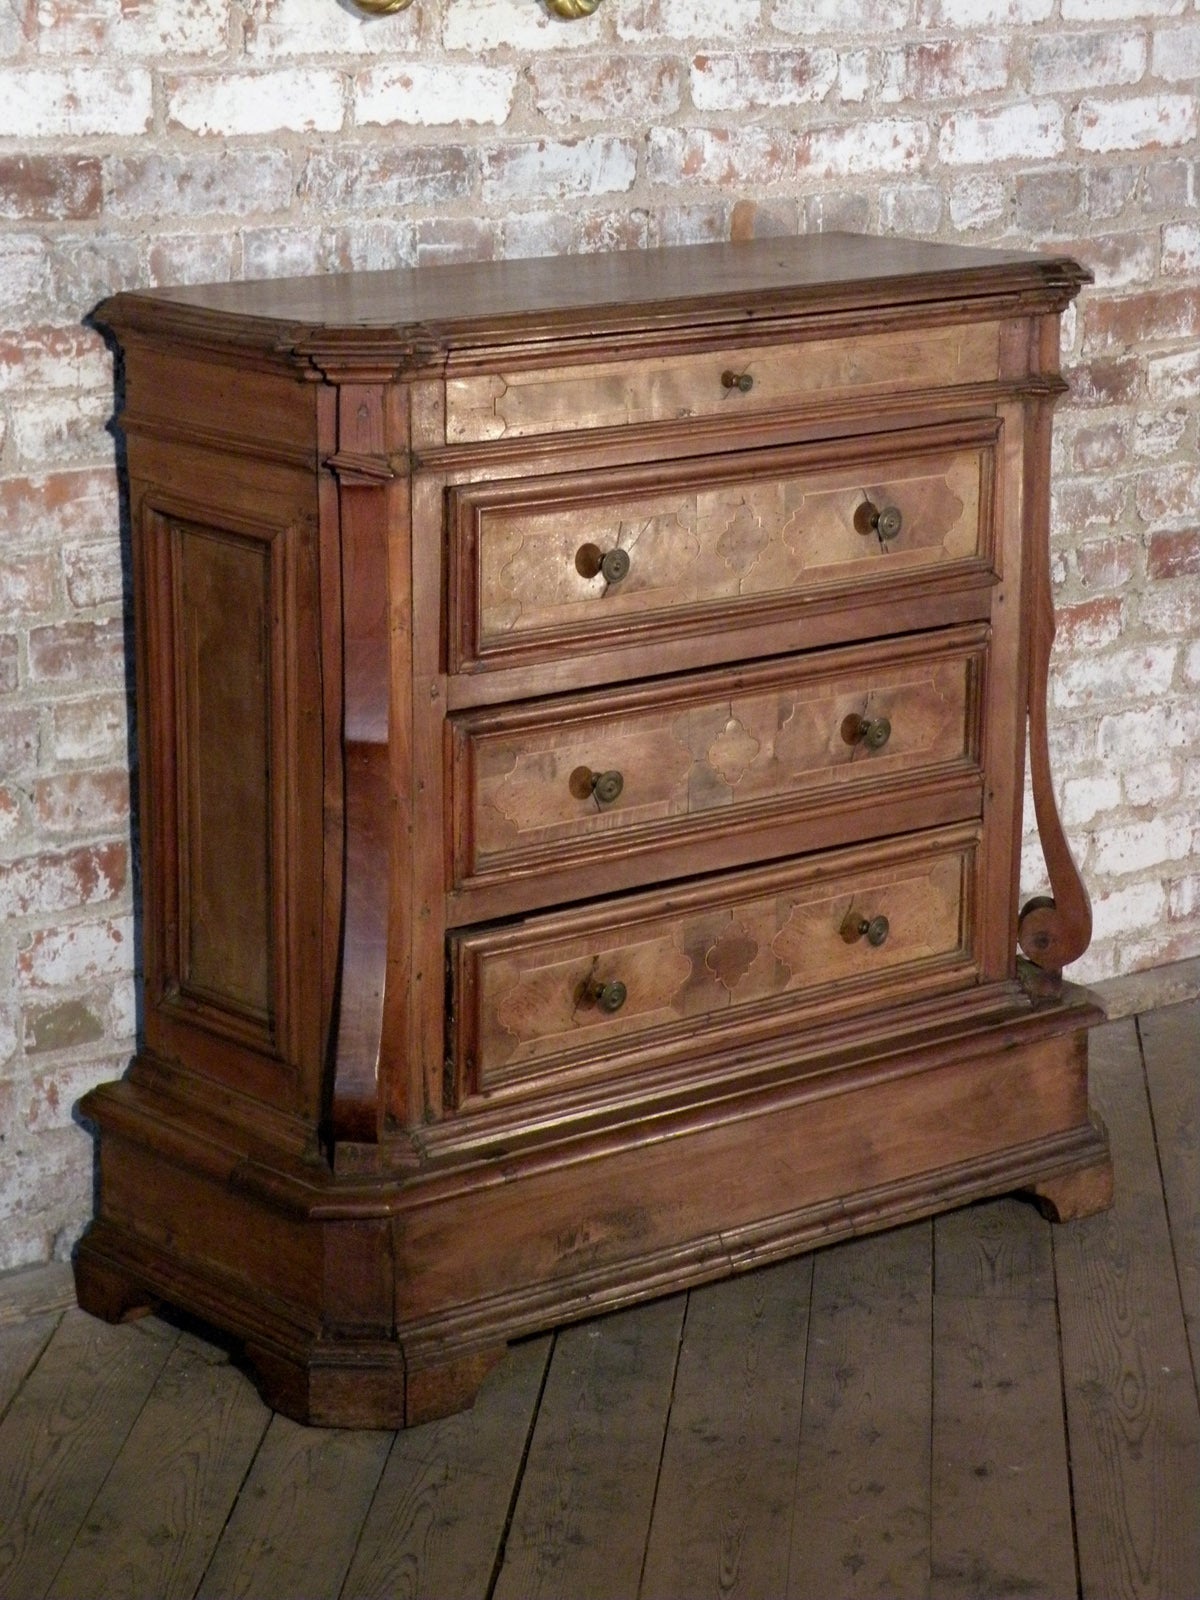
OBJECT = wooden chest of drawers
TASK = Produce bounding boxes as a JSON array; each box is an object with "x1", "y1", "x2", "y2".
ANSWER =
[{"x1": 77, "y1": 234, "x2": 1112, "y2": 1427}]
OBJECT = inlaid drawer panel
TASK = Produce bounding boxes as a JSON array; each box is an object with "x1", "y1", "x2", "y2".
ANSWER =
[
  {"x1": 449, "y1": 827, "x2": 979, "y2": 1103},
  {"x1": 444, "y1": 322, "x2": 1001, "y2": 443},
  {"x1": 450, "y1": 428, "x2": 994, "y2": 674},
  {"x1": 451, "y1": 628, "x2": 984, "y2": 889}
]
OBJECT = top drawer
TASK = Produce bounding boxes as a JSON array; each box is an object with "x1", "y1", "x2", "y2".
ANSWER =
[
  {"x1": 448, "y1": 421, "x2": 997, "y2": 680},
  {"x1": 444, "y1": 322, "x2": 1002, "y2": 443}
]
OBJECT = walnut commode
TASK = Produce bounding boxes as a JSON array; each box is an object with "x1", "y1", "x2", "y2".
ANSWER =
[{"x1": 77, "y1": 234, "x2": 1112, "y2": 1427}]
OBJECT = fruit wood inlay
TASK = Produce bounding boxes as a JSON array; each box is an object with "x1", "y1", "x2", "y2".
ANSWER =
[
  {"x1": 444, "y1": 322, "x2": 1002, "y2": 443},
  {"x1": 455, "y1": 637, "x2": 980, "y2": 879},
  {"x1": 454, "y1": 838, "x2": 973, "y2": 1095},
  {"x1": 468, "y1": 446, "x2": 983, "y2": 658}
]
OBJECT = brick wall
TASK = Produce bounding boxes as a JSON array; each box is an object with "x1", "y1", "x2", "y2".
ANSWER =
[{"x1": 2, "y1": 0, "x2": 1198, "y2": 1270}]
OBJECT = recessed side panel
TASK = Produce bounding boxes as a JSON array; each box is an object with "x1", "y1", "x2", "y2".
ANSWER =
[{"x1": 174, "y1": 520, "x2": 274, "y2": 1026}]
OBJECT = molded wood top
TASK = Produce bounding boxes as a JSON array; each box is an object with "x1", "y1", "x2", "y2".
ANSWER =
[{"x1": 95, "y1": 233, "x2": 1090, "y2": 369}]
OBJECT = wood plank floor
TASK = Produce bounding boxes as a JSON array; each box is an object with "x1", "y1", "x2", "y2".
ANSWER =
[{"x1": 1, "y1": 1000, "x2": 1197, "y2": 1600}]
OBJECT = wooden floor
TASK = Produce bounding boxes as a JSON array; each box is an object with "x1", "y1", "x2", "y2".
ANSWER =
[{"x1": 1, "y1": 1001, "x2": 1197, "y2": 1600}]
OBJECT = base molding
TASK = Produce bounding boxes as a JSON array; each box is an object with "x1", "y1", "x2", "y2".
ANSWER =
[{"x1": 75, "y1": 990, "x2": 1112, "y2": 1428}]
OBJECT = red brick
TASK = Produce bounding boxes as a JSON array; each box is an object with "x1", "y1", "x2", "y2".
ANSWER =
[
  {"x1": 1083, "y1": 287, "x2": 1200, "y2": 352},
  {"x1": 0, "y1": 469, "x2": 117, "y2": 545},
  {"x1": 0, "y1": 156, "x2": 102, "y2": 222},
  {"x1": 1055, "y1": 595, "x2": 1126, "y2": 652},
  {"x1": 62, "y1": 542, "x2": 123, "y2": 609},
  {"x1": 799, "y1": 119, "x2": 930, "y2": 177},
  {"x1": 1147, "y1": 528, "x2": 1200, "y2": 579},
  {"x1": 1065, "y1": 356, "x2": 1143, "y2": 406},
  {"x1": 0, "y1": 841, "x2": 127, "y2": 919},
  {"x1": 26, "y1": 617, "x2": 125, "y2": 686}
]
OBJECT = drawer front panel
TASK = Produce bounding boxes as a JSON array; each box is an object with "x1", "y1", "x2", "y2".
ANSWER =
[
  {"x1": 454, "y1": 631, "x2": 983, "y2": 886},
  {"x1": 450, "y1": 829, "x2": 978, "y2": 1101},
  {"x1": 452, "y1": 431, "x2": 993, "y2": 674},
  {"x1": 445, "y1": 322, "x2": 1001, "y2": 443}
]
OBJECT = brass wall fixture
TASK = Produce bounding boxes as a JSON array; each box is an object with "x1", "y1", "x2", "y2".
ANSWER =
[{"x1": 348, "y1": 0, "x2": 604, "y2": 14}]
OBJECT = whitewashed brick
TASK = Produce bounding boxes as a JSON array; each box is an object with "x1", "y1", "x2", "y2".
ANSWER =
[
  {"x1": 1029, "y1": 30, "x2": 1146, "y2": 92},
  {"x1": 774, "y1": 0, "x2": 910, "y2": 28},
  {"x1": 619, "y1": 0, "x2": 764, "y2": 39},
  {"x1": 1089, "y1": 879, "x2": 1168, "y2": 941},
  {"x1": 1091, "y1": 815, "x2": 1193, "y2": 877},
  {"x1": 1162, "y1": 222, "x2": 1200, "y2": 276},
  {"x1": 949, "y1": 175, "x2": 1007, "y2": 229},
  {"x1": 1075, "y1": 95, "x2": 1197, "y2": 153},
  {"x1": 445, "y1": 0, "x2": 592, "y2": 52},
  {"x1": 1123, "y1": 761, "x2": 1182, "y2": 806},
  {"x1": 0, "y1": 237, "x2": 50, "y2": 316},
  {"x1": 0, "y1": 68, "x2": 152, "y2": 138},
  {"x1": 939, "y1": 102, "x2": 1064, "y2": 165},
  {"x1": 1148, "y1": 349, "x2": 1200, "y2": 404},
  {"x1": 1185, "y1": 641, "x2": 1200, "y2": 686},
  {"x1": 691, "y1": 50, "x2": 838, "y2": 110},
  {"x1": 1062, "y1": 773, "x2": 1122, "y2": 825},
  {"x1": 10, "y1": 395, "x2": 110, "y2": 468},
  {"x1": 1099, "y1": 701, "x2": 1200, "y2": 764},
  {"x1": 1150, "y1": 24, "x2": 1200, "y2": 81},
  {"x1": 1134, "y1": 408, "x2": 1187, "y2": 459},
  {"x1": 1063, "y1": 0, "x2": 1183, "y2": 17},
  {"x1": 800, "y1": 119, "x2": 930, "y2": 177},
  {"x1": 17, "y1": 917, "x2": 135, "y2": 990},
  {"x1": 245, "y1": 0, "x2": 416, "y2": 58},
  {"x1": 1053, "y1": 645, "x2": 1177, "y2": 711},
  {"x1": 922, "y1": 0, "x2": 1052, "y2": 22},
  {"x1": 165, "y1": 70, "x2": 346, "y2": 137},
  {"x1": 356, "y1": 63, "x2": 516, "y2": 128},
  {"x1": 481, "y1": 138, "x2": 637, "y2": 204}
]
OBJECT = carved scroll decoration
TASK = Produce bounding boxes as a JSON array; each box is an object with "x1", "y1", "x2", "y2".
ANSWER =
[{"x1": 349, "y1": 0, "x2": 602, "y2": 14}]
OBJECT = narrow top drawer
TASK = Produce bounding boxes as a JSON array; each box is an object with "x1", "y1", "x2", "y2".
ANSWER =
[{"x1": 444, "y1": 322, "x2": 1002, "y2": 443}]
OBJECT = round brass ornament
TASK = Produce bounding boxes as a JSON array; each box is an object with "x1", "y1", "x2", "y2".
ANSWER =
[
  {"x1": 545, "y1": 0, "x2": 604, "y2": 15},
  {"x1": 351, "y1": 0, "x2": 415, "y2": 12}
]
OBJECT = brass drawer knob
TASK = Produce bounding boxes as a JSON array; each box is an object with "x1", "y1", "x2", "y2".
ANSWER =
[
  {"x1": 841, "y1": 713, "x2": 892, "y2": 752},
  {"x1": 854, "y1": 501, "x2": 903, "y2": 541},
  {"x1": 583, "y1": 976, "x2": 627, "y2": 1014},
  {"x1": 576, "y1": 542, "x2": 631, "y2": 585},
  {"x1": 570, "y1": 766, "x2": 624, "y2": 806},
  {"x1": 721, "y1": 369, "x2": 754, "y2": 394},
  {"x1": 840, "y1": 910, "x2": 890, "y2": 948}
]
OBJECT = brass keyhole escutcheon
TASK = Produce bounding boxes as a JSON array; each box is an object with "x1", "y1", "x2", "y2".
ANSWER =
[
  {"x1": 840, "y1": 909, "x2": 890, "y2": 948},
  {"x1": 841, "y1": 713, "x2": 892, "y2": 752},
  {"x1": 721, "y1": 369, "x2": 754, "y2": 394},
  {"x1": 569, "y1": 767, "x2": 624, "y2": 806},
  {"x1": 581, "y1": 975, "x2": 627, "y2": 1013},
  {"x1": 854, "y1": 500, "x2": 903, "y2": 542},
  {"x1": 576, "y1": 543, "x2": 631, "y2": 585}
]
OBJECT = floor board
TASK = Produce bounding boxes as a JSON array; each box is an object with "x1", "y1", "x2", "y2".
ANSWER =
[
  {"x1": 0, "y1": 1003, "x2": 1196, "y2": 1600},
  {"x1": 1053, "y1": 1015, "x2": 1200, "y2": 1600}
]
